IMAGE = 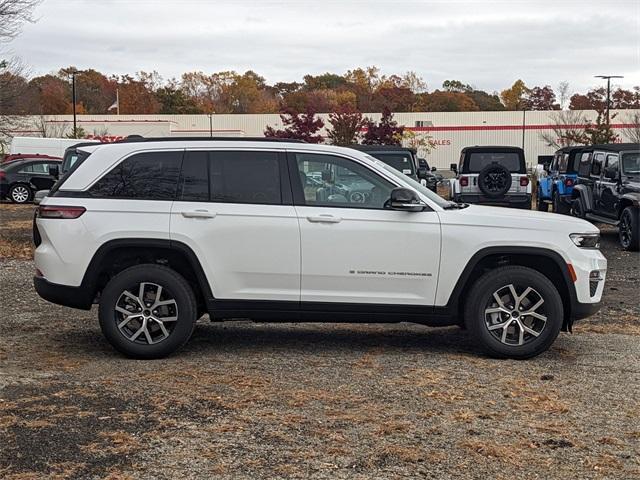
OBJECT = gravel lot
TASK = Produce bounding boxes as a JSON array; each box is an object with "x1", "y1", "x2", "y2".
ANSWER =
[{"x1": 1, "y1": 203, "x2": 639, "y2": 479}]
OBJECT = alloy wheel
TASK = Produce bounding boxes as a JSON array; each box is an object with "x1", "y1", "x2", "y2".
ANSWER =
[
  {"x1": 620, "y1": 211, "x2": 632, "y2": 248},
  {"x1": 11, "y1": 185, "x2": 30, "y2": 203},
  {"x1": 115, "y1": 282, "x2": 178, "y2": 345},
  {"x1": 484, "y1": 284, "x2": 547, "y2": 346}
]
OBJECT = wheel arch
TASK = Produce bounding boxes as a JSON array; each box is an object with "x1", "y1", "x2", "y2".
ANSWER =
[
  {"x1": 618, "y1": 193, "x2": 640, "y2": 217},
  {"x1": 445, "y1": 246, "x2": 576, "y2": 331},
  {"x1": 81, "y1": 239, "x2": 213, "y2": 309}
]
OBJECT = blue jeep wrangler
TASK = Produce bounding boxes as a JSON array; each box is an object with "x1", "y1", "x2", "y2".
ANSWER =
[{"x1": 536, "y1": 146, "x2": 583, "y2": 213}]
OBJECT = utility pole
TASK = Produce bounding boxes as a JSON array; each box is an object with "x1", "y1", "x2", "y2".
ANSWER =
[
  {"x1": 595, "y1": 75, "x2": 623, "y2": 124},
  {"x1": 208, "y1": 112, "x2": 214, "y2": 138}
]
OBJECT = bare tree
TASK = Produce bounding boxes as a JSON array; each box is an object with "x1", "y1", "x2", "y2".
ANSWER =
[
  {"x1": 34, "y1": 115, "x2": 71, "y2": 138},
  {"x1": 622, "y1": 111, "x2": 640, "y2": 144},
  {"x1": 0, "y1": 57, "x2": 30, "y2": 151},
  {"x1": 0, "y1": 0, "x2": 41, "y2": 41},
  {"x1": 557, "y1": 81, "x2": 571, "y2": 110},
  {"x1": 539, "y1": 110, "x2": 587, "y2": 149}
]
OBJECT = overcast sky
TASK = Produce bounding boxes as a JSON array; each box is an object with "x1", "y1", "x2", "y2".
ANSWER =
[{"x1": 7, "y1": 0, "x2": 640, "y2": 93}]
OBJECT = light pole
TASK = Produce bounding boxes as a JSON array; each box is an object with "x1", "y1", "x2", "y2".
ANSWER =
[
  {"x1": 208, "y1": 112, "x2": 215, "y2": 138},
  {"x1": 595, "y1": 75, "x2": 623, "y2": 124},
  {"x1": 67, "y1": 69, "x2": 85, "y2": 138}
]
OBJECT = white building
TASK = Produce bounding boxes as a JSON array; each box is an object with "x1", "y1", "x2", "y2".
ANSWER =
[{"x1": 9, "y1": 110, "x2": 639, "y2": 169}]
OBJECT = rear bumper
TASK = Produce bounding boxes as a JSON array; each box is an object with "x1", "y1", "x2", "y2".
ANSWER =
[
  {"x1": 33, "y1": 276, "x2": 93, "y2": 310},
  {"x1": 0, "y1": 183, "x2": 9, "y2": 198},
  {"x1": 454, "y1": 193, "x2": 531, "y2": 208}
]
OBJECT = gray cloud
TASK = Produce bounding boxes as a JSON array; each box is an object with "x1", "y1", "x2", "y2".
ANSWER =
[{"x1": 9, "y1": 0, "x2": 640, "y2": 92}]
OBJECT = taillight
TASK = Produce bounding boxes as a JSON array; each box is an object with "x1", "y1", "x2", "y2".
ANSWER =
[
  {"x1": 0, "y1": 171, "x2": 6, "y2": 180},
  {"x1": 564, "y1": 178, "x2": 574, "y2": 187},
  {"x1": 520, "y1": 176, "x2": 529, "y2": 187},
  {"x1": 459, "y1": 176, "x2": 469, "y2": 187},
  {"x1": 37, "y1": 205, "x2": 86, "y2": 219}
]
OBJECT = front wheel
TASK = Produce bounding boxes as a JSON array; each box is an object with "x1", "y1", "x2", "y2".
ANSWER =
[
  {"x1": 98, "y1": 264, "x2": 198, "y2": 359},
  {"x1": 464, "y1": 266, "x2": 563, "y2": 359},
  {"x1": 570, "y1": 199, "x2": 585, "y2": 219},
  {"x1": 619, "y1": 207, "x2": 639, "y2": 251}
]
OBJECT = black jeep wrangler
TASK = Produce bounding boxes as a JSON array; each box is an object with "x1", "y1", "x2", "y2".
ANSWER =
[
  {"x1": 349, "y1": 145, "x2": 441, "y2": 192},
  {"x1": 571, "y1": 143, "x2": 639, "y2": 251},
  {"x1": 449, "y1": 146, "x2": 531, "y2": 209}
]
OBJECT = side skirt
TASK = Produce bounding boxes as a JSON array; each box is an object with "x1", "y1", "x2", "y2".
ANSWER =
[{"x1": 206, "y1": 299, "x2": 458, "y2": 327}]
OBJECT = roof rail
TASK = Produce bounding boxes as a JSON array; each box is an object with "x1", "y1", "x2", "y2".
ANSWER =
[{"x1": 113, "y1": 136, "x2": 307, "y2": 144}]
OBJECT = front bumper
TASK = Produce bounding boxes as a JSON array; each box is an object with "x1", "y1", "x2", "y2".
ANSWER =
[{"x1": 454, "y1": 193, "x2": 531, "y2": 208}]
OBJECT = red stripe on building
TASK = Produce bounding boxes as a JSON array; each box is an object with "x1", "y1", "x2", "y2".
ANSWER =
[{"x1": 409, "y1": 123, "x2": 638, "y2": 132}]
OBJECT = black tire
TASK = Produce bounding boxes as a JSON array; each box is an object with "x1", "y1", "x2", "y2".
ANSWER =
[
  {"x1": 536, "y1": 191, "x2": 548, "y2": 211},
  {"x1": 9, "y1": 184, "x2": 33, "y2": 204},
  {"x1": 478, "y1": 163, "x2": 512, "y2": 198},
  {"x1": 464, "y1": 266, "x2": 563, "y2": 359},
  {"x1": 619, "y1": 206, "x2": 639, "y2": 251},
  {"x1": 98, "y1": 264, "x2": 198, "y2": 359},
  {"x1": 570, "y1": 199, "x2": 585, "y2": 219},
  {"x1": 553, "y1": 191, "x2": 569, "y2": 215}
]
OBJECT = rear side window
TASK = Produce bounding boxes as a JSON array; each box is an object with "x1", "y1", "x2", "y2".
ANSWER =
[
  {"x1": 89, "y1": 151, "x2": 182, "y2": 200},
  {"x1": 466, "y1": 152, "x2": 523, "y2": 173},
  {"x1": 178, "y1": 150, "x2": 282, "y2": 205},
  {"x1": 591, "y1": 152, "x2": 604, "y2": 177},
  {"x1": 578, "y1": 152, "x2": 592, "y2": 176}
]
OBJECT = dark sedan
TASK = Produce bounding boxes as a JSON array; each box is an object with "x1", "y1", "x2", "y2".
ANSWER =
[{"x1": 0, "y1": 158, "x2": 62, "y2": 204}]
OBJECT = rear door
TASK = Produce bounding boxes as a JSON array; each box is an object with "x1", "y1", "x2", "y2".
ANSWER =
[
  {"x1": 590, "y1": 152, "x2": 606, "y2": 212},
  {"x1": 170, "y1": 149, "x2": 301, "y2": 303},
  {"x1": 600, "y1": 153, "x2": 620, "y2": 217}
]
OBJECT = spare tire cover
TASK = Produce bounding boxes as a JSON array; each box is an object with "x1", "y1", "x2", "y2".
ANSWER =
[{"x1": 478, "y1": 163, "x2": 512, "y2": 198}]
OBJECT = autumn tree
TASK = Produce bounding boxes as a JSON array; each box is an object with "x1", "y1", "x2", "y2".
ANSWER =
[
  {"x1": 116, "y1": 73, "x2": 160, "y2": 114},
  {"x1": 155, "y1": 80, "x2": 202, "y2": 114},
  {"x1": 326, "y1": 105, "x2": 365, "y2": 145},
  {"x1": 569, "y1": 87, "x2": 606, "y2": 110},
  {"x1": 524, "y1": 85, "x2": 559, "y2": 110},
  {"x1": 465, "y1": 90, "x2": 505, "y2": 110},
  {"x1": 442, "y1": 79, "x2": 472, "y2": 92},
  {"x1": 362, "y1": 107, "x2": 404, "y2": 145},
  {"x1": 28, "y1": 74, "x2": 70, "y2": 114},
  {"x1": 416, "y1": 91, "x2": 479, "y2": 112},
  {"x1": 500, "y1": 79, "x2": 530, "y2": 110},
  {"x1": 264, "y1": 107, "x2": 324, "y2": 143},
  {"x1": 539, "y1": 110, "x2": 588, "y2": 149}
]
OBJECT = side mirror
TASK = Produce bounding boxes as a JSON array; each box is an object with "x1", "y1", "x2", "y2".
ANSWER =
[
  {"x1": 450, "y1": 163, "x2": 457, "y2": 174},
  {"x1": 417, "y1": 166, "x2": 428, "y2": 179},
  {"x1": 431, "y1": 166, "x2": 437, "y2": 172},
  {"x1": 604, "y1": 167, "x2": 618, "y2": 181},
  {"x1": 49, "y1": 165, "x2": 59, "y2": 178},
  {"x1": 386, "y1": 187, "x2": 424, "y2": 212},
  {"x1": 418, "y1": 158, "x2": 428, "y2": 168}
]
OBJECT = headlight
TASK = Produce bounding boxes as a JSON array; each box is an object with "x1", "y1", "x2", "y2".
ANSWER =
[{"x1": 570, "y1": 233, "x2": 600, "y2": 249}]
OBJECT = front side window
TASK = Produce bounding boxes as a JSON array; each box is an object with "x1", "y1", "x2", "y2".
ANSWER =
[
  {"x1": 591, "y1": 152, "x2": 604, "y2": 177},
  {"x1": 578, "y1": 152, "x2": 592, "y2": 176},
  {"x1": 605, "y1": 154, "x2": 619, "y2": 176},
  {"x1": 295, "y1": 153, "x2": 393, "y2": 209},
  {"x1": 622, "y1": 151, "x2": 640, "y2": 174},
  {"x1": 89, "y1": 151, "x2": 182, "y2": 200}
]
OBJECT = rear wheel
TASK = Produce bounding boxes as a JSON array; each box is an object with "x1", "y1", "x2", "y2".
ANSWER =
[
  {"x1": 570, "y1": 199, "x2": 585, "y2": 219},
  {"x1": 98, "y1": 264, "x2": 198, "y2": 359},
  {"x1": 536, "y1": 190, "x2": 548, "y2": 211},
  {"x1": 619, "y1": 206, "x2": 639, "y2": 251},
  {"x1": 464, "y1": 266, "x2": 563, "y2": 359},
  {"x1": 553, "y1": 191, "x2": 569, "y2": 214},
  {"x1": 9, "y1": 184, "x2": 32, "y2": 204}
]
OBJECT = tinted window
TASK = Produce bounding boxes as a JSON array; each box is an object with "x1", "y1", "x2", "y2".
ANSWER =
[
  {"x1": 368, "y1": 153, "x2": 415, "y2": 175},
  {"x1": 578, "y1": 152, "x2": 592, "y2": 176},
  {"x1": 180, "y1": 151, "x2": 209, "y2": 201},
  {"x1": 591, "y1": 152, "x2": 604, "y2": 177},
  {"x1": 295, "y1": 153, "x2": 393, "y2": 209},
  {"x1": 605, "y1": 154, "x2": 619, "y2": 173},
  {"x1": 89, "y1": 151, "x2": 182, "y2": 200},
  {"x1": 622, "y1": 152, "x2": 640, "y2": 174},
  {"x1": 466, "y1": 152, "x2": 522, "y2": 172},
  {"x1": 209, "y1": 151, "x2": 281, "y2": 205},
  {"x1": 557, "y1": 153, "x2": 569, "y2": 172}
]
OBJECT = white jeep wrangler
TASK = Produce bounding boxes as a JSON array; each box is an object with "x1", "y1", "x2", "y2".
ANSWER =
[{"x1": 34, "y1": 138, "x2": 606, "y2": 359}]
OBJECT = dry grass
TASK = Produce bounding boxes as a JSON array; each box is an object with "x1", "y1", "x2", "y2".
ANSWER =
[
  {"x1": 0, "y1": 238, "x2": 32, "y2": 259},
  {"x1": 460, "y1": 439, "x2": 523, "y2": 466},
  {"x1": 81, "y1": 430, "x2": 141, "y2": 456}
]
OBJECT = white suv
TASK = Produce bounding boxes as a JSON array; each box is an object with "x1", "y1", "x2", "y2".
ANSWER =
[{"x1": 33, "y1": 139, "x2": 606, "y2": 359}]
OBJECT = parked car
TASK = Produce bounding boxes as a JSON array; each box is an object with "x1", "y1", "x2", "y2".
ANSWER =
[
  {"x1": 570, "y1": 143, "x2": 639, "y2": 251},
  {"x1": 536, "y1": 146, "x2": 583, "y2": 213},
  {"x1": 349, "y1": 145, "x2": 440, "y2": 192},
  {"x1": 0, "y1": 158, "x2": 62, "y2": 203},
  {"x1": 9, "y1": 137, "x2": 99, "y2": 159},
  {"x1": 450, "y1": 146, "x2": 531, "y2": 209},
  {"x1": 2, "y1": 153, "x2": 61, "y2": 164},
  {"x1": 33, "y1": 138, "x2": 605, "y2": 360}
]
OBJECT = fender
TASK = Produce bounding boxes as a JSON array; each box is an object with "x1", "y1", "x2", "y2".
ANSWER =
[
  {"x1": 620, "y1": 192, "x2": 640, "y2": 209},
  {"x1": 440, "y1": 246, "x2": 578, "y2": 329},
  {"x1": 77, "y1": 238, "x2": 213, "y2": 309},
  {"x1": 571, "y1": 184, "x2": 593, "y2": 212}
]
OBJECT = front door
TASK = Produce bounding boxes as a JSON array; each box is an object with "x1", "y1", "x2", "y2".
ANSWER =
[
  {"x1": 600, "y1": 153, "x2": 620, "y2": 217},
  {"x1": 170, "y1": 150, "x2": 300, "y2": 302},
  {"x1": 290, "y1": 152, "x2": 441, "y2": 306}
]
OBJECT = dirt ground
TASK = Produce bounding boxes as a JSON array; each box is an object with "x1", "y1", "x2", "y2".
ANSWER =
[{"x1": 1, "y1": 203, "x2": 639, "y2": 479}]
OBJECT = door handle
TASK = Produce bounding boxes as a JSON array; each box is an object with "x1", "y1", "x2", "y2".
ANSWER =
[
  {"x1": 306, "y1": 214, "x2": 342, "y2": 223},
  {"x1": 181, "y1": 209, "x2": 216, "y2": 219}
]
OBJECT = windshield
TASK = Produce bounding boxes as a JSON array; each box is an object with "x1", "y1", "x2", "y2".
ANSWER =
[
  {"x1": 367, "y1": 155, "x2": 449, "y2": 208},
  {"x1": 621, "y1": 151, "x2": 640, "y2": 174},
  {"x1": 466, "y1": 152, "x2": 523, "y2": 173},
  {"x1": 61, "y1": 150, "x2": 81, "y2": 173},
  {"x1": 368, "y1": 152, "x2": 415, "y2": 175}
]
